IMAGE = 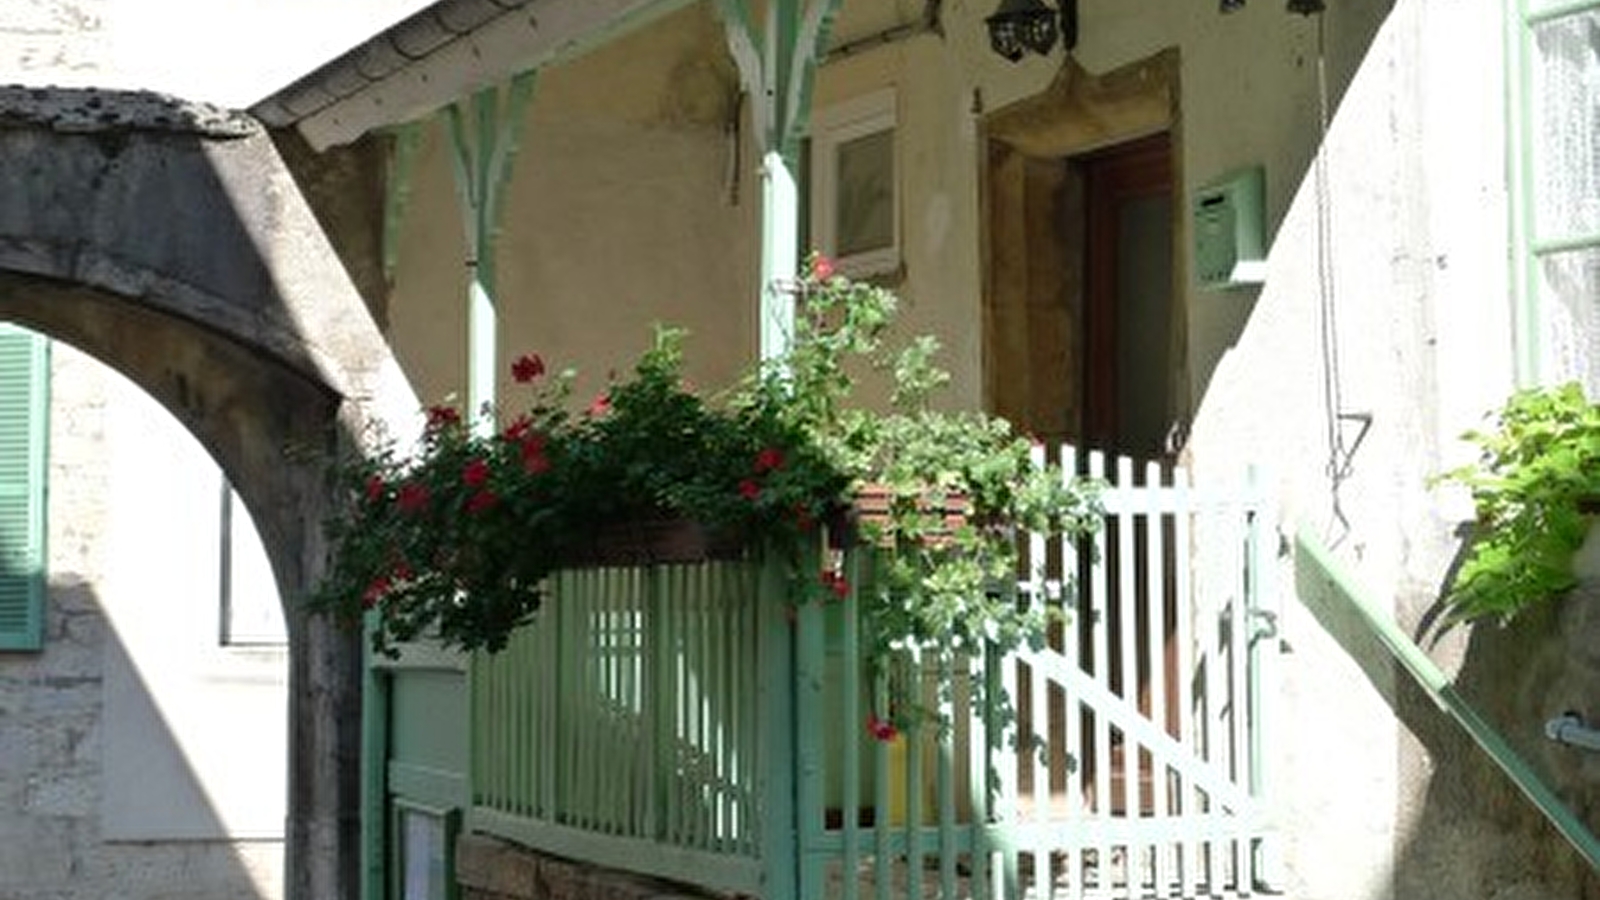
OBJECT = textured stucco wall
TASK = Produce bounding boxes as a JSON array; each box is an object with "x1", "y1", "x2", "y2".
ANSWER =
[
  {"x1": 387, "y1": 3, "x2": 758, "y2": 411},
  {"x1": 1169, "y1": 2, "x2": 1596, "y2": 899}
]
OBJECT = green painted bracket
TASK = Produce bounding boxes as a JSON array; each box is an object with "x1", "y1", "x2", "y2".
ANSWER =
[
  {"x1": 710, "y1": 0, "x2": 842, "y2": 366},
  {"x1": 1294, "y1": 528, "x2": 1600, "y2": 872},
  {"x1": 382, "y1": 122, "x2": 423, "y2": 286},
  {"x1": 443, "y1": 70, "x2": 537, "y2": 423},
  {"x1": 711, "y1": 0, "x2": 841, "y2": 163},
  {"x1": 445, "y1": 70, "x2": 537, "y2": 282}
]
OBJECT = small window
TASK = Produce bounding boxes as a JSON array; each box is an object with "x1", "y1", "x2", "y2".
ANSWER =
[
  {"x1": 219, "y1": 482, "x2": 287, "y2": 646},
  {"x1": 810, "y1": 89, "x2": 899, "y2": 278},
  {"x1": 393, "y1": 802, "x2": 460, "y2": 900}
]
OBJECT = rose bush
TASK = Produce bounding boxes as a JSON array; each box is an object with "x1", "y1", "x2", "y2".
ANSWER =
[{"x1": 311, "y1": 257, "x2": 1102, "y2": 727}]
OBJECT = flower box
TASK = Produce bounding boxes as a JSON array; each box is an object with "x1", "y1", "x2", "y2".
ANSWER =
[{"x1": 565, "y1": 517, "x2": 746, "y2": 567}]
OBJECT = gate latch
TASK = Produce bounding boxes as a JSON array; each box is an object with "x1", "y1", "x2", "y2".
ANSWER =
[{"x1": 1246, "y1": 608, "x2": 1279, "y2": 644}]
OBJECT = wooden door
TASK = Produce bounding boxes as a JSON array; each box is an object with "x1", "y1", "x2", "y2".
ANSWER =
[{"x1": 1080, "y1": 133, "x2": 1174, "y2": 459}]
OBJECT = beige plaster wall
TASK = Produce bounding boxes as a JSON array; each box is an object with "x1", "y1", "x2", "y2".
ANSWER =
[{"x1": 388, "y1": 4, "x2": 757, "y2": 412}]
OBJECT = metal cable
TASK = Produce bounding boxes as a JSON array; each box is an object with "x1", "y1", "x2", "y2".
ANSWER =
[{"x1": 1312, "y1": 15, "x2": 1353, "y2": 541}]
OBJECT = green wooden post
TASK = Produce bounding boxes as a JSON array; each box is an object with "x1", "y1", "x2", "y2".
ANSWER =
[
  {"x1": 710, "y1": 4, "x2": 841, "y2": 891},
  {"x1": 840, "y1": 551, "x2": 862, "y2": 900},
  {"x1": 360, "y1": 613, "x2": 388, "y2": 900},
  {"x1": 445, "y1": 72, "x2": 536, "y2": 427},
  {"x1": 714, "y1": 0, "x2": 841, "y2": 364},
  {"x1": 794, "y1": 590, "x2": 825, "y2": 897},
  {"x1": 757, "y1": 556, "x2": 798, "y2": 900}
]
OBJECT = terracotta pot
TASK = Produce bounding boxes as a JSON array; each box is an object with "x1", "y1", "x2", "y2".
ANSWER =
[{"x1": 846, "y1": 483, "x2": 971, "y2": 548}]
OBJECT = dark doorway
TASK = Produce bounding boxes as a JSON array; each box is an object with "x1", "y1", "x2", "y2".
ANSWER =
[{"x1": 1078, "y1": 132, "x2": 1175, "y2": 459}]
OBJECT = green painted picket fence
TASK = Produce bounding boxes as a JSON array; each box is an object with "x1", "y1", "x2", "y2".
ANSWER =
[{"x1": 469, "y1": 447, "x2": 1274, "y2": 900}]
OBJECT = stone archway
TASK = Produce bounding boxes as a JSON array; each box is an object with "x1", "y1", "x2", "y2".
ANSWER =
[{"x1": 0, "y1": 87, "x2": 416, "y2": 900}]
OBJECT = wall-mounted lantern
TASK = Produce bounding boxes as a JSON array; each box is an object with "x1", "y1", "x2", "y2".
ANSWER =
[{"x1": 986, "y1": 0, "x2": 1077, "y2": 63}]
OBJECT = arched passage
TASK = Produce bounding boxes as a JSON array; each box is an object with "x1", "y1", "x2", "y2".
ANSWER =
[{"x1": 0, "y1": 87, "x2": 416, "y2": 900}]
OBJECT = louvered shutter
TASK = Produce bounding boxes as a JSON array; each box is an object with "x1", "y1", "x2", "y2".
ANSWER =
[{"x1": 0, "y1": 325, "x2": 47, "y2": 650}]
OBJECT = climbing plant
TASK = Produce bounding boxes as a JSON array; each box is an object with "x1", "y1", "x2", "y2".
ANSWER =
[{"x1": 1438, "y1": 382, "x2": 1600, "y2": 623}]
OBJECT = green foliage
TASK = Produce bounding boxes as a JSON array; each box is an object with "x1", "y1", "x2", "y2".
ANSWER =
[
  {"x1": 1438, "y1": 382, "x2": 1600, "y2": 623},
  {"x1": 311, "y1": 256, "x2": 1102, "y2": 706}
]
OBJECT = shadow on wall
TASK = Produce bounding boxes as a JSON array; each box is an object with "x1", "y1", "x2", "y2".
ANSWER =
[
  {"x1": 0, "y1": 577, "x2": 280, "y2": 899},
  {"x1": 1294, "y1": 552, "x2": 1600, "y2": 900}
]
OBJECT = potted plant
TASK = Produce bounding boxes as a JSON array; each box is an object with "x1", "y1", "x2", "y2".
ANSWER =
[
  {"x1": 1437, "y1": 381, "x2": 1600, "y2": 623},
  {"x1": 310, "y1": 256, "x2": 1102, "y2": 729}
]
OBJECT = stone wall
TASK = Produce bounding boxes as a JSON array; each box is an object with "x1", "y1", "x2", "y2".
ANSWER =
[
  {"x1": 1385, "y1": 535, "x2": 1600, "y2": 900},
  {"x1": 456, "y1": 834, "x2": 715, "y2": 900}
]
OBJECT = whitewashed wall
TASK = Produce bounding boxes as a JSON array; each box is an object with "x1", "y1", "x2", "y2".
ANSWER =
[{"x1": 0, "y1": 340, "x2": 287, "y2": 900}]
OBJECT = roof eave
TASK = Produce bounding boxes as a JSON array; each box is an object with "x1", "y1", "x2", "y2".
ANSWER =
[{"x1": 249, "y1": 0, "x2": 688, "y2": 151}]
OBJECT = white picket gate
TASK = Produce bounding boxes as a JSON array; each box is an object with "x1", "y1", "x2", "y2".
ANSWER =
[
  {"x1": 792, "y1": 445, "x2": 1277, "y2": 900},
  {"x1": 996, "y1": 446, "x2": 1276, "y2": 899}
]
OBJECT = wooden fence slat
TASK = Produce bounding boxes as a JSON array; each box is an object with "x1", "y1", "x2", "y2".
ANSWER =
[
  {"x1": 873, "y1": 667, "x2": 892, "y2": 900},
  {"x1": 1145, "y1": 458, "x2": 1171, "y2": 896},
  {"x1": 1116, "y1": 453, "x2": 1137, "y2": 825},
  {"x1": 841, "y1": 558, "x2": 862, "y2": 900},
  {"x1": 938, "y1": 650, "x2": 959, "y2": 900},
  {"x1": 1087, "y1": 449, "x2": 1112, "y2": 880},
  {"x1": 906, "y1": 650, "x2": 926, "y2": 900},
  {"x1": 796, "y1": 587, "x2": 826, "y2": 899}
]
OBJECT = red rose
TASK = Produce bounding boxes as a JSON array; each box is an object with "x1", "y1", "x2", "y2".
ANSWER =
[
  {"x1": 866, "y1": 713, "x2": 898, "y2": 743},
  {"x1": 738, "y1": 479, "x2": 761, "y2": 501},
  {"x1": 465, "y1": 490, "x2": 498, "y2": 514},
  {"x1": 365, "y1": 475, "x2": 386, "y2": 503},
  {"x1": 520, "y1": 433, "x2": 550, "y2": 474},
  {"x1": 586, "y1": 394, "x2": 612, "y2": 418},
  {"x1": 812, "y1": 255, "x2": 836, "y2": 281},
  {"x1": 754, "y1": 447, "x2": 784, "y2": 473},
  {"x1": 425, "y1": 405, "x2": 460, "y2": 431},
  {"x1": 821, "y1": 570, "x2": 850, "y2": 600},
  {"x1": 362, "y1": 576, "x2": 391, "y2": 609},
  {"x1": 511, "y1": 353, "x2": 546, "y2": 383},
  {"x1": 397, "y1": 482, "x2": 430, "y2": 513},
  {"x1": 501, "y1": 416, "x2": 531, "y2": 442},
  {"x1": 462, "y1": 458, "x2": 490, "y2": 488}
]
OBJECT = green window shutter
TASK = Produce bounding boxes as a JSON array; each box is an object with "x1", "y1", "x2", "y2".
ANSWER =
[{"x1": 0, "y1": 325, "x2": 47, "y2": 651}]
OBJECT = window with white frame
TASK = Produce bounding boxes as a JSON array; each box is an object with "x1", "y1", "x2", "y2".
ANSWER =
[
  {"x1": 1509, "y1": 0, "x2": 1600, "y2": 393},
  {"x1": 810, "y1": 89, "x2": 899, "y2": 277},
  {"x1": 219, "y1": 480, "x2": 288, "y2": 646}
]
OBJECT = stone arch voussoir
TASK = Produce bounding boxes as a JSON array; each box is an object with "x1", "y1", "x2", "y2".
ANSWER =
[{"x1": 0, "y1": 86, "x2": 417, "y2": 900}]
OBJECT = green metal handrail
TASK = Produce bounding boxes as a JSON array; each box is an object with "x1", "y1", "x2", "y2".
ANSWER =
[{"x1": 1295, "y1": 528, "x2": 1600, "y2": 871}]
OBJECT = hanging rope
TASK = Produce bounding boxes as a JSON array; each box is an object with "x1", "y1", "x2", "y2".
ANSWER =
[{"x1": 1312, "y1": 14, "x2": 1358, "y2": 542}]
